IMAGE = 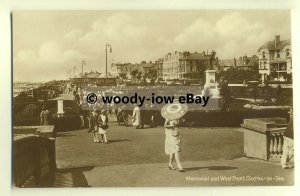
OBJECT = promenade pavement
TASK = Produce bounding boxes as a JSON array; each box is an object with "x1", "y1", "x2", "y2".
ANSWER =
[{"x1": 52, "y1": 119, "x2": 293, "y2": 187}]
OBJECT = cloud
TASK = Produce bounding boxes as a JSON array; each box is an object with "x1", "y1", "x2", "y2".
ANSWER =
[
  {"x1": 14, "y1": 49, "x2": 36, "y2": 63},
  {"x1": 14, "y1": 42, "x2": 85, "y2": 81},
  {"x1": 64, "y1": 29, "x2": 83, "y2": 40},
  {"x1": 62, "y1": 49, "x2": 82, "y2": 61},
  {"x1": 13, "y1": 11, "x2": 290, "y2": 82},
  {"x1": 38, "y1": 41, "x2": 62, "y2": 62},
  {"x1": 162, "y1": 12, "x2": 279, "y2": 59}
]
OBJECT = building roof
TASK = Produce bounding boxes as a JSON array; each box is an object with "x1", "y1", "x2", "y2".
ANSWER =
[
  {"x1": 73, "y1": 73, "x2": 84, "y2": 79},
  {"x1": 115, "y1": 62, "x2": 155, "y2": 69},
  {"x1": 115, "y1": 63, "x2": 132, "y2": 67},
  {"x1": 139, "y1": 63, "x2": 153, "y2": 68},
  {"x1": 97, "y1": 72, "x2": 114, "y2": 78},
  {"x1": 73, "y1": 71, "x2": 114, "y2": 79},
  {"x1": 217, "y1": 59, "x2": 234, "y2": 67},
  {"x1": 86, "y1": 71, "x2": 101, "y2": 78},
  {"x1": 217, "y1": 59, "x2": 245, "y2": 67},
  {"x1": 270, "y1": 58, "x2": 288, "y2": 64},
  {"x1": 218, "y1": 56, "x2": 257, "y2": 68},
  {"x1": 181, "y1": 52, "x2": 211, "y2": 60},
  {"x1": 258, "y1": 39, "x2": 291, "y2": 52}
]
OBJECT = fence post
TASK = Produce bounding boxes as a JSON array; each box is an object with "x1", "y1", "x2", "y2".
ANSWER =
[
  {"x1": 34, "y1": 136, "x2": 41, "y2": 186},
  {"x1": 49, "y1": 137, "x2": 57, "y2": 171}
]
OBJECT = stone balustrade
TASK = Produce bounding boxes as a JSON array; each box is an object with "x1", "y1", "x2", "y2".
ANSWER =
[
  {"x1": 13, "y1": 125, "x2": 55, "y2": 138},
  {"x1": 268, "y1": 128, "x2": 285, "y2": 161},
  {"x1": 241, "y1": 117, "x2": 287, "y2": 162},
  {"x1": 13, "y1": 126, "x2": 56, "y2": 187}
]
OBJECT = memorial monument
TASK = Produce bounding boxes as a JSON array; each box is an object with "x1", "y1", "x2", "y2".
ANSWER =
[{"x1": 57, "y1": 97, "x2": 64, "y2": 117}]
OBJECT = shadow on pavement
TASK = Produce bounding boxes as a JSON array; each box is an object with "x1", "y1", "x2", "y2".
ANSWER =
[
  {"x1": 56, "y1": 133, "x2": 77, "y2": 137},
  {"x1": 54, "y1": 166, "x2": 95, "y2": 187},
  {"x1": 108, "y1": 139, "x2": 131, "y2": 143},
  {"x1": 185, "y1": 166, "x2": 238, "y2": 171}
]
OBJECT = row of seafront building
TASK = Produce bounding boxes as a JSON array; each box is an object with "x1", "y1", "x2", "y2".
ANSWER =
[
  {"x1": 110, "y1": 50, "x2": 218, "y2": 81},
  {"x1": 109, "y1": 35, "x2": 292, "y2": 83}
]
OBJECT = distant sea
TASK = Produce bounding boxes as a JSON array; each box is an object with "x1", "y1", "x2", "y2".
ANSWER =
[{"x1": 13, "y1": 82, "x2": 43, "y2": 97}]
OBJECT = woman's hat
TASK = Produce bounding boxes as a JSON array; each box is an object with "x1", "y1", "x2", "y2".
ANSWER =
[{"x1": 161, "y1": 101, "x2": 188, "y2": 120}]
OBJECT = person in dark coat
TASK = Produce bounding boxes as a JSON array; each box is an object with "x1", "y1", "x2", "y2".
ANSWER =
[
  {"x1": 88, "y1": 108, "x2": 100, "y2": 143},
  {"x1": 150, "y1": 102, "x2": 158, "y2": 127},
  {"x1": 40, "y1": 107, "x2": 45, "y2": 125},
  {"x1": 40, "y1": 106, "x2": 52, "y2": 125},
  {"x1": 140, "y1": 103, "x2": 146, "y2": 128}
]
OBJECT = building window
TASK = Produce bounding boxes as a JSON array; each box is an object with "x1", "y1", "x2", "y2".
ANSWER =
[
  {"x1": 262, "y1": 51, "x2": 265, "y2": 58},
  {"x1": 286, "y1": 49, "x2": 290, "y2": 57},
  {"x1": 279, "y1": 64, "x2": 286, "y2": 71},
  {"x1": 260, "y1": 62, "x2": 263, "y2": 69},
  {"x1": 263, "y1": 62, "x2": 266, "y2": 69},
  {"x1": 277, "y1": 52, "x2": 280, "y2": 58}
]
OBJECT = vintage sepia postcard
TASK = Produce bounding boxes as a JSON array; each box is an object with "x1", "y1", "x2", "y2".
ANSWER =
[{"x1": 12, "y1": 10, "x2": 293, "y2": 187}]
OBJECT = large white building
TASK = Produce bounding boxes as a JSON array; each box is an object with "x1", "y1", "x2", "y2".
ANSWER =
[
  {"x1": 162, "y1": 51, "x2": 217, "y2": 80},
  {"x1": 257, "y1": 35, "x2": 292, "y2": 82}
]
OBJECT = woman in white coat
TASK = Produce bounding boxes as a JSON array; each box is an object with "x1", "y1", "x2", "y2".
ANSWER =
[{"x1": 132, "y1": 103, "x2": 142, "y2": 129}]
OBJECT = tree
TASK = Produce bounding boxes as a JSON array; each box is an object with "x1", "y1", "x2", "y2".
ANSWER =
[
  {"x1": 247, "y1": 55, "x2": 259, "y2": 70},
  {"x1": 119, "y1": 73, "x2": 127, "y2": 80},
  {"x1": 219, "y1": 80, "x2": 231, "y2": 111},
  {"x1": 23, "y1": 104, "x2": 39, "y2": 117},
  {"x1": 136, "y1": 71, "x2": 142, "y2": 80},
  {"x1": 130, "y1": 69, "x2": 138, "y2": 78},
  {"x1": 183, "y1": 71, "x2": 202, "y2": 80},
  {"x1": 276, "y1": 84, "x2": 283, "y2": 105},
  {"x1": 219, "y1": 67, "x2": 260, "y2": 83},
  {"x1": 144, "y1": 69, "x2": 157, "y2": 80}
]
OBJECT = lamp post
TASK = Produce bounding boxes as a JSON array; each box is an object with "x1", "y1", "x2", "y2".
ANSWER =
[
  {"x1": 105, "y1": 44, "x2": 112, "y2": 86},
  {"x1": 73, "y1": 66, "x2": 76, "y2": 78},
  {"x1": 81, "y1": 60, "x2": 86, "y2": 77}
]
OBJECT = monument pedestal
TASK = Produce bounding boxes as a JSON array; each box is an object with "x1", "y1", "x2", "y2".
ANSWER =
[
  {"x1": 204, "y1": 70, "x2": 216, "y2": 88},
  {"x1": 202, "y1": 70, "x2": 220, "y2": 98},
  {"x1": 200, "y1": 69, "x2": 221, "y2": 110},
  {"x1": 57, "y1": 98, "x2": 64, "y2": 117}
]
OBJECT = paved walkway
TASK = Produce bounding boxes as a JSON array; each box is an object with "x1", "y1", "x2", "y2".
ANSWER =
[
  {"x1": 52, "y1": 121, "x2": 293, "y2": 187},
  {"x1": 53, "y1": 159, "x2": 293, "y2": 187}
]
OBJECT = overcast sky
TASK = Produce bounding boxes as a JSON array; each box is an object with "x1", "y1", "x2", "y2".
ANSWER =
[{"x1": 13, "y1": 10, "x2": 291, "y2": 82}]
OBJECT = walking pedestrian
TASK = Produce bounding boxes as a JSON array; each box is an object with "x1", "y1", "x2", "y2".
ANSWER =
[
  {"x1": 98, "y1": 110, "x2": 109, "y2": 144},
  {"x1": 161, "y1": 101, "x2": 188, "y2": 172},
  {"x1": 150, "y1": 102, "x2": 158, "y2": 127},
  {"x1": 132, "y1": 103, "x2": 142, "y2": 129},
  {"x1": 164, "y1": 118, "x2": 184, "y2": 172},
  {"x1": 40, "y1": 106, "x2": 52, "y2": 125},
  {"x1": 40, "y1": 106, "x2": 45, "y2": 125},
  {"x1": 88, "y1": 108, "x2": 100, "y2": 143},
  {"x1": 140, "y1": 103, "x2": 146, "y2": 128}
]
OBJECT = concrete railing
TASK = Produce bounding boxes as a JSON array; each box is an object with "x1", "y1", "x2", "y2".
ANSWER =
[
  {"x1": 241, "y1": 117, "x2": 287, "y2": 162},
  {"x1": 13, "y1": 126, "x2": 56, "y2": 187},
  {"x1": 13, "y1": 125, "x2": 55, "y2": 138}
]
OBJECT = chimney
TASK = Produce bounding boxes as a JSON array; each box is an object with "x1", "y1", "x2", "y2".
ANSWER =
[
  {"x1": 233, "y1": 58, "x2": 237, "y2": 67},
  {"x1": 275, "y1": 35, "x2": 280, "y2": 48},
  {"x1": 183, "y1": 51, "x2": 189, "y2": 57}
]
